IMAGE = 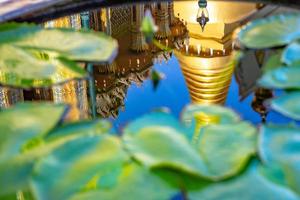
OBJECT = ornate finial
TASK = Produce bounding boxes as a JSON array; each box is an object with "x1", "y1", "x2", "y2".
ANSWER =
[{"x1": 197, "y1": 0, "x2": 209, "y2": 32}]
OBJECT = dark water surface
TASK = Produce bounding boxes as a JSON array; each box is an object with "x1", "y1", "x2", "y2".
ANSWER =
[{"x1": 0, "y1": 1, "x2": 297, "y2": 129}]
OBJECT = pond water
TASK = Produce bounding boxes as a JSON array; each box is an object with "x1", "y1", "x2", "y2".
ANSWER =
[{"x1": 0, "y1": 0, "x2": 297, "y2": 130}]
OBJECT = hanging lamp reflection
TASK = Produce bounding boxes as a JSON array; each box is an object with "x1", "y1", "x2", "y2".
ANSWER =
[{"x1": 197, "y1": 0, "x2": 209, "y2": 32}]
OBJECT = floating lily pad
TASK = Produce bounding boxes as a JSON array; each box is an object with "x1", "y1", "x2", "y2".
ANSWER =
[
  {"x1": 46, "y1": 120, "x2": 111, "y2": 140},
  {"x1": 0, "y1": 23, "x2": 118, "y2": 87},
  {"x1": 31, "y1": 135, "x2": 128, "y2": 200},
  {"x1": 188, "y1": 162, "x2": 299, "y2": 200},
  {"x1": 282, "y1": 42, "x2": 300, "y2": 65},
  {"x1": 0, "y1": 103, "x2": 66, "y2": 159},
  {"x1": 124, "y1": 127, "x2": 207, "y2": 177},
  {"x1": 0, "y1": 103, "x2": 66, "y2": 196},
  {"x1": 181, "y1": 104, "x2": 240, "y2": 134},
  {"x1": 259, "y1": 66, "x2": 300, "y2": 89},
  {"x1": 123, "y1": 112, "x2": 192, "y2": 138},
  {"x1": 0, "y1": 23, "x2": 118, "y2": 63},
  {"x1": 238, "y1": 14, "x2": 300, "y2": 49},
  {"x1": 0, "y1": 45, "x2": 86, "y2": 88},
  {"x1": 0, "y1": 23, "x2": 39, "y2": 44},
  {"x1": 194, "y1": 122, "x2": 257, "y2": 180},
  {"x1": 124, "y1": 121, "x2": 257, "y2": 181},
  {"x1": 71, "y1": 163, "x2": 178, "y2": 200},
  {"x1": 270, "y1": 92, "x2": 300, "y2": 120},
  {"x1": 259, "y1": 124, "x2": 300, "y2": 195}
]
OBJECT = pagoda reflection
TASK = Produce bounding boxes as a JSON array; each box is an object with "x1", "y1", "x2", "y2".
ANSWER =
[{"x1": 174, "y1": 1, "x2": 264, "y2": 105}]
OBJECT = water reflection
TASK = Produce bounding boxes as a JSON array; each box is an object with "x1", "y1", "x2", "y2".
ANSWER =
[
  {"x1": 0, "y1": 1, "x2": 282, "y2": 123},
  {"x1": 174, "y1": 1, "x2": 262, "y2": 104}
]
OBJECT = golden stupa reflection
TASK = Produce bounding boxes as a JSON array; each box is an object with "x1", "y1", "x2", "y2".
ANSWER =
[{"x1": 173, "y1": 1, "x2": 263, "y2": 105}]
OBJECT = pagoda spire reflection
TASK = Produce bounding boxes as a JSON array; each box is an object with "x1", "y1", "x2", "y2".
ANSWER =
[
  {"x1": 155, "y1": 2, "x2": 171, "y2": 39},
  {"x1": 251, "y1": 88, "x2": 273, "y2": 123},
  {"x1": 174, "y1": 1, "x2": 263, "y2": 105},
  {"x1": 130, "y1": 4, "x2": 148, "y2": 52}
]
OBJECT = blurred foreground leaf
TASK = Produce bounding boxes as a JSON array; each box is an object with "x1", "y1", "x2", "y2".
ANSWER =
[
  {"x1": 124, "y1": 110, "x2": 257, "y2": 180},
  {"x1": 31, "y1": 135, "x2": 128, "y2": 200},
  {"x1": 238, "y1": 14, "x2": 300, "y2": 49},
  {"x1": 0, "y1": 23, "x2": 118, "y2": 63},
  {"x1": 0, "y1": 45, "x2": 86, "y2": 88},
  {"x1": 0, "y1": 103, "x2": 66, "y2": 196},
  {"x1": 260, "y1": 124, "x2": 300, "y2": 195},
  {"x1": 0, "y1": 23, "x2": 118, "y2": 87},
  {"x1": 259, "y1": 65, "x2": 300, "y2": 89},
  {"x1": 188, "y1": 162, "x2": 299, "y2": 200},
  {"x1": 270, "y1": 92, "x2": 300, "y2": 120},
  {"x1": 282, "y1": 42, "x2": 300, "y2": 65},
  {"x1": 71, "y1": 163, "x2": 177, "y2": 200}
]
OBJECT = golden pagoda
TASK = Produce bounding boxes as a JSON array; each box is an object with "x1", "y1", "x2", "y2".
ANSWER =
[{"x1": 174, "y1": 1, "x2": 262, "y2": 105}]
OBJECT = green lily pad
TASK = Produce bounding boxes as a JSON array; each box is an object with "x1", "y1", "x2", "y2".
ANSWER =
[
  {"x1": 238, "y1": 14, "x2": 300, "y2": 49},
  {"x1": 0, "y1": 103, "x2": 66, "y2": 196},
  {"x1": 181, "y1": 104, "x2": 240, "y2": 136},
  {"x1": 46, "y1": 120, "x2": 111, "y2": 140},
  {"x1": 124, "y1": 122, "x2": 257, "y2": 180},
  {"x1": 258, "y1": 66, "x2": 300, "y2": 89},
  {"x1": 270, "y1": 92, "x2": 300, "y2": 120},
  {"x1": 182, "y1": 104, "x2": 240, "y2": 124},
  {"x1": 0, "y1": 23, "x2": 118, "y2": 63},
  {"x1": 31, "y1": 135, "x2": 128, "y2": 200},
  {"x1": 123, "y1": 112, "x2": 192, "y2": 138},
  {"x1": 0, "y1": 23, "x2": 39, "y2": 44},
  {"x1": 124, "y1": 126, "x2": 207, "y2": 177},
  {"x1": 259, "y1": 124, "x2": 300, "y2": 195},
  {"x1": 194, "y1": 122, "x2": 257, "y2": 180},
  {"x1": 0, "y1": 22, "x2": 118, "y2": 87},
  {"x1": 0, "y1": 103, "x2": 66, "y2": 159},
  {"x1": 282, "y1": 42, "x2": 300, "y2": 66},
  {"x1": 0, "y1": 45, "x2": 86, "y2": 88},
  {"x1": 188, "y1": 161, "x2": 299, "y2": 200},
  {"x1": 71, "y1": 163, "x2": 177, "y2": 200}
]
